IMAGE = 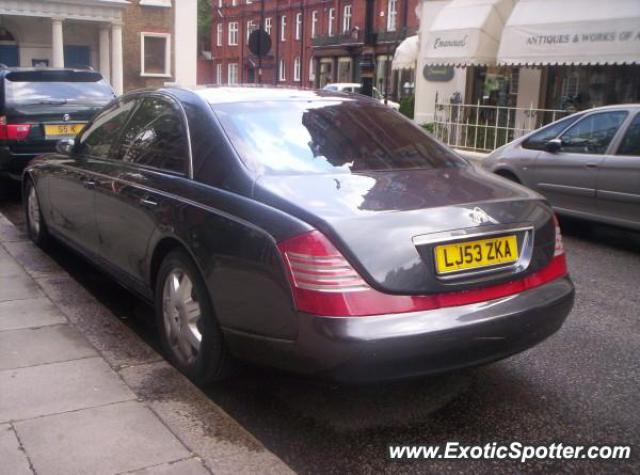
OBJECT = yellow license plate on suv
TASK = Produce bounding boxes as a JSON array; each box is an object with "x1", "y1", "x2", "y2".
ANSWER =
[
  {"x1": 44, "y1": 123, "x2": 85, "y2": 138},
  {"x1": 434, "y1": 235, "x2": 519, "y2": 275}
]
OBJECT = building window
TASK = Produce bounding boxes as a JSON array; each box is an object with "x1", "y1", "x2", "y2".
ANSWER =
[
  {"x1": 280, "y1": 15, "x2": 287, "y2": 42},
  {"x1": 246, "y1": 20, "x2": 256, "y2": 44},
  {"x1": 311, "y1": 10, "x2": 318, "y2": 38},
  {"x1": 216, "y1": 24, "x2": 223, "y2": 47},
  {"x1": 140, "y1": 32, "x2": 171, "y2": 77},
  {"x1": 328, "y1": 8, "x2": 335, "y2": 37},
  {"x1": 387, "y1": 0, "x2": 397, "y2": 32},
  {"x1": 343, "y1": 5, "x2": 352, "y2": 32},
  {"x1": 294, "y1": 56, "x2": 301, "y2": 81},
  {"x1": 295, "y1": 12, "x2": 302, "y2": 40},
  {"x1": 231, "y1": 0, "x2": 237, "y2": 6},
  {"x1": 216, "y1": 63, "x2": 222, "y2": 85},
  {"x1": 309, "y1": 58, "x2": 315, "y2": 81},
  {"x1": 265, "y1": 17, "x2": 272, "y2": 35},
  {"x1": 228, "y1": 63, "x2": 238, "y2": 84},
  {"x1": 279, "y1": 59, "x2": 286, "y2": 81},
  {"x1": 218, "y1": 0, "x2": 223, "y2": 7},
  {"x1": 228, "y1": 22, "x2": 238, "y2": 45}
]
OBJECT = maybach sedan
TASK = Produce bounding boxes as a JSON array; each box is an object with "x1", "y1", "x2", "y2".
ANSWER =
[{"x1": 23, "y1": 87, "x2": 574, "y2": 385}]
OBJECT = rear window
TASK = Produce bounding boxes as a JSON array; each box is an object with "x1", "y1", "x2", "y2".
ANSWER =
[
  {"x1": 214, "y1": 99, "x2": 465, "y2": 175},
  {"x1": 4, "y1": 70, "x2": 114, "y2": 107}
]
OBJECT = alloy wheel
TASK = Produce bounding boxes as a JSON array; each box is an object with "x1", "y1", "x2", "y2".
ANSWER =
[
  {"x1": 27, "y1": 185, "x2": 41, "y2": 237},
  {"x1": 162, "y1": 268, "x2": 203, "y2": 365}
]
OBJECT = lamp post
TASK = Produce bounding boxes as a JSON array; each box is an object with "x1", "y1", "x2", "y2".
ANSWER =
[{"x1": 359, "y1": 0, "x2": 375, "y2": 97}]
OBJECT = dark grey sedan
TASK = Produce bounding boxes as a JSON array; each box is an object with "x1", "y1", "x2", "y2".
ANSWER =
[
  {"x1": 481, "y1": 105, "x2": 640, "y2": 231},
  {"x1": 23, "y1": 87, "x2": 574, "y2": 385}
]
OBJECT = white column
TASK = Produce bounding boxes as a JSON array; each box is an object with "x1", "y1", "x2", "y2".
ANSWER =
[
  {"x1": 51, "y1": 17, "x2": 65, "y2": 68},
  {"x1": 99, "y1": 25, "x2": 111, "y2": 83},
  {"x1": 111, "y1": 22, "x2": 124, "y2": 95}
]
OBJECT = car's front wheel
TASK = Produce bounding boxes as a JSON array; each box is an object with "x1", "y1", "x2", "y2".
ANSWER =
[
  {"x1": 24, "y1": 179, "x2": 50, "y2": 247},
  {"x1": 155, "y1": 249, "x2": 232, "y2": 386}
]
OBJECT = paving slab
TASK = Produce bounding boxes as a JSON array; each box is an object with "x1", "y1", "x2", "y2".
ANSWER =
[
  {"x1": 0, "y1": 297, "x2": 67, "y2": 331},
  {"x1": 0, "y1": 424, "x2": 33, "y2": 475},
  {"x1": 119, "y1": 361, "x2": 294, "y2": 475},
  {"x1": 0, "y1": 324, "x2": 97, "y2": 370},
  {"x1": 2, "y1": 241, "x2": 65, "y2": 279},
  {"x1": 35, "y1": 274, "x2": 161, "y2": 368},
  {"x1": 0, "y1": 271, "x2": 43, "y2": 302},
  {"x1": 14, "y1": 401, "x2": 191, "y2": 475},
  {"x1": 123, "y1": 458, "x2": 211, "y2": 475},
  {"x1": 0, "y1": 214, "x2": 26, "y2": 242},
  {"x1": 0, "y1": 357, "x2": 135, "y2": 422}
]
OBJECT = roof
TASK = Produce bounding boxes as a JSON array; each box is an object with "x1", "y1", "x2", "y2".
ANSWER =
[{"x1": 193, "y1": 86, "x2": 366, "y2": 105}]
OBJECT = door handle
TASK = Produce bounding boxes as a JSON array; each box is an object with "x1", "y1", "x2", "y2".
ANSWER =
[
  {"x1": 83, "y1": 179, "x2": 96, "y2": 189},
  {"x1": 139, "y1": 197, "x2": 158, "y2": 208},
  {"x1": 585, "y1": 163, "x2": 598, "y2": 168}
]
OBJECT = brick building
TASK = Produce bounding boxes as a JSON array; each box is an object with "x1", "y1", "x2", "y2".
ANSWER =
[
  {"x1": 209, "y1": 0, "x2": 418, "y2": 97},
  {"x1": 0, "y1": 0, "x2": 197, "y2": 94}
]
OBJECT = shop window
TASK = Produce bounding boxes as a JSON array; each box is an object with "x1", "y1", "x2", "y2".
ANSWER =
[{"x1": 141, "y1": 33, "x2": 171, "y2": 77}]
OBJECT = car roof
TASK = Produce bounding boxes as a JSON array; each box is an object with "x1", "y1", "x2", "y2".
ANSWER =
[
  {"x1": 192, "y1": 86, "x2": 373, "y2": 105},
  {"x1": 581, "y1": 104, "x2": 640, "y2": 112},
  {"x1": 325, "y1": 83, "x2": 360, "y2": 87}
]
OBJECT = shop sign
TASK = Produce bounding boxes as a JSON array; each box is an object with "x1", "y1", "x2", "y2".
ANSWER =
[{"x1": 423, "y1": 65, "x2": 455, "y2": 82}]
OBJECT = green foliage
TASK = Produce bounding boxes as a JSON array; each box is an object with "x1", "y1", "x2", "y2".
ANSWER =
[
  {"x1": 399, "y1": 95, "x2": 415, "y2": 119},
  {"x1": 198, "y1": 0, "x2": 212, "y2": 51},
  {"x1": 422, "y1": 123, "x2": 435, "y2": 134}
]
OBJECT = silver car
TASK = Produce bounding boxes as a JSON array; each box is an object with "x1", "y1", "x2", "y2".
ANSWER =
[{"x1": 481, "y1": 105, "x2": 640, "y2": 230}]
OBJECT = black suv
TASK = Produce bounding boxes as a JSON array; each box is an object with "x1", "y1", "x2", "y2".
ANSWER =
[{"x1": 0, "y1": 68, "x2": 114, "y2": 186}]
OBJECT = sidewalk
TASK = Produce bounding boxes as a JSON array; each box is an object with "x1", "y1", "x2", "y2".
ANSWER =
[{"x1": 0, "y1": 212, "x2": 293, "y2": 475}]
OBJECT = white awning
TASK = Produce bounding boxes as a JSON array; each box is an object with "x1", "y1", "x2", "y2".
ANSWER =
[
  {"x1": 392, "y1": 35, "x2": 419, "y2": 70},
  {"x1": 423, "y1": 0, "x2": 515, "y2": 66},
  {"x1": 497, "y1": 0, "x2": 640, "y2": 66}
]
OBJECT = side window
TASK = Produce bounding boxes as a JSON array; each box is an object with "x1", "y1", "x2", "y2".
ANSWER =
[
  {"x1": 115, "y1": 96, "x2": 188, "y2": 174},
  {"x1": 617, "y1": 113, "x2": 640, "y2": 156},
  {"x1": 76, "y1": 99, "x2": 136, "y2": 158},
  {"x1": 522, "y1": 114, "x2": 582, "y2": 151},
  {"x1": 559, "y1": 111, "x2": 627, "y2": 155}
]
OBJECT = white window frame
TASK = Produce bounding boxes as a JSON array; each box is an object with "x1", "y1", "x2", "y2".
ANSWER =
[
  {"x1": 140, "y1": 0, "x2": 171, "y2": 7},
  {"x1": 343, "y1": 5, "x2": 352, "y2": 32},
  {"x1": 311, "y1": 10, "x2": 318, "y2": 38},
  {"x1": 140, "y1": 32, "x2": 171, "y2": 78},
  {"x1": 228, "y1": 63, "x2": 238, "y2": 84},
  {"x1": 328, "y1": 8, "x2": 335, "y2": 37},
  {"x1": 216, "y1": 63, "x2": 222, "y2": 85},
  {"x1": 265, "y1": 17, "x2": 272, "y2": 35},
  {"x1": 279, "y1": 58, "x2": 286, "y2": 81},
  {"x1": 295, "y1": 12, "x2": 302, "y2": 40},
  {"x1": 246, "y1": 20, "x2": 255, "y2": 44},
  {"x1": 293, "y1": 56, "x2": 301, "y2": 81},
  {"x1": 231, "y1": 0, "x2": 237, "y2": 6},
  {"x1": 280, "y1": 15, "x2": 287, "y2": 42},
  {"x1": 216, "y1": 23, "x2": 223, "y2": 47},
  {"x1": 228, "y1": 21, "x2": 238, "y2": 45},
  {"x1": 218, "y1": 0, "x2": 223, "y2": 8},
  {"x1": 309, "y1": 58, "x2": 315, "y2": 81},
  {"x1": 387, "y1": 0, "x2": 397, "y2": 32}
]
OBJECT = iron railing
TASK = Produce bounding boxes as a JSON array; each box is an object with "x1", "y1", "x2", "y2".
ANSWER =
[{"x1": 432, "y1": 99, "x2": 570, "y2": 153}]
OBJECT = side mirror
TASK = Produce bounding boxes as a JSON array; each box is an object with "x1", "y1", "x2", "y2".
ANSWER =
[
  {"x1": 545, "y1": 138, "x2": 562, "y2": 154},
  {"x1": 56, "y1": 138, "x2": 75, "y2": 156}
]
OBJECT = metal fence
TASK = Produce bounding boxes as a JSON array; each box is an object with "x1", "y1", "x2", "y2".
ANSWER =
[{"x1": 432, "y1": 100, "x2": 569, "y2": 153}]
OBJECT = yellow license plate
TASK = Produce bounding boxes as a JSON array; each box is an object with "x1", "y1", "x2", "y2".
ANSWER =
[
  {"x1": 434, "y1": 235, "x2": 519, "y2": 275},
  {"x1": 44, "y1": 123, "x2": 85, "y2": 137}
]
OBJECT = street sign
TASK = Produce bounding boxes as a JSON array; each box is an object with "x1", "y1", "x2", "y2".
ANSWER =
[{"x1": 248, "y1": 29, "x2": 272, "y2": 58}]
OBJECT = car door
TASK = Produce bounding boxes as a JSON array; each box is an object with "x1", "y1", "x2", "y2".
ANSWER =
[
  {"x1": 533, "y1": 110, "x2": 628, "y2": 215},
  {"x1": 597, "y1": 111, "x2": 640, "y2": 227},
  {"x1": 48, "y1": 99, "x2": 135, "y2": 254},
  {"x1": 94, "y1": 95, "x2": 190, "y2": 285}
]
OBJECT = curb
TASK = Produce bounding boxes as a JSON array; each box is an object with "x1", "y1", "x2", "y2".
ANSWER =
[{"x1": 0, "y1": 211, "x2": 293, "y2": 475}]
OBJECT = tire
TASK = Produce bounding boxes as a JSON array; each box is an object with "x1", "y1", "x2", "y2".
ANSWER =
[
  {"x1": 154, "y1": 249, "x2": 232, "y2": 386},
  {"x1": 24, "y1": 178, "x2": 50, "y2": 247},
  {"x1": 0, "y1": 175, "x2": 19, "y2": 199}
]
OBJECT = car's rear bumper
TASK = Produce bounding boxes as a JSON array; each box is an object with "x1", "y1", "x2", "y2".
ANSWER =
[
  {"x1": 0, "y1": 146, "x2": 41, "y2": 179},
  {"x1": 224, "y1": 276, "x2": 574, "y2": 383}
]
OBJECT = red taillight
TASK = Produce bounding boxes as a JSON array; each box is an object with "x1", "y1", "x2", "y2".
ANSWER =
[
  {"x1": 0, "y1": 116, "x2": 32, "y2": 141},
  {"x1": 278, "y1": 230, "x2": 568, "y2": 317}
]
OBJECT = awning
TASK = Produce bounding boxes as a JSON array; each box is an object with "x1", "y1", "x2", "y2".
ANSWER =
[
  {"x1": 392, "y1": 35, "x2": 419, "y2": 70},
  {"x1": 498, "y1": 0, "x2": 640, "y2": 65},
  {"x1": 423, "y1": 0, "x2": 515, "y2": 66}
]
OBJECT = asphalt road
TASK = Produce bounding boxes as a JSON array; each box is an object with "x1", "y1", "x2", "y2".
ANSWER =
[{"x1": 1, "y1": 194, "x2": 638, "y2": 474}]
